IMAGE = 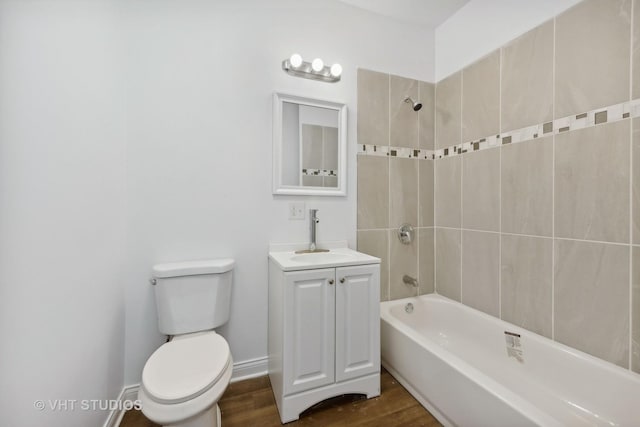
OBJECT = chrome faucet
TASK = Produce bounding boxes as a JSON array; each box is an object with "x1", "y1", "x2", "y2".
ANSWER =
[{"x1": 309, "y1": 209, "x2": 319, "y2": 251}]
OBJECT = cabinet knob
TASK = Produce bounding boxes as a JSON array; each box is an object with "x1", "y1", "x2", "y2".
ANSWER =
[
  {"x1": 328, "y1": 279, "x2": 334, "y2": 285},
  {"x1": 340, "y1": 278, "x2": 345, "y2": 283}
]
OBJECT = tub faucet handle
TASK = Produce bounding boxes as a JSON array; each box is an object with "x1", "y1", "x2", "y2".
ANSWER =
[{"x1": 397, "y1": 224, "x2": 414, "y2": 244}]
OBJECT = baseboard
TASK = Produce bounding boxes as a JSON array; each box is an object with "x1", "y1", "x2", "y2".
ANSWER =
[
  {"x1": 230, "y1": 356, "x2": 269, "y2": 383},
  {"x1": 103, "y1": 384, "x2": 140, "y2": 427},
  {"x1": 108, "y1": 357, "x2": 269, "y2": 426}
]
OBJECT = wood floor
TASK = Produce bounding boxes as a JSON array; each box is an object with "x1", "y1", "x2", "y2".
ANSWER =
[{"x1": 120, "y1": 368, "x2": 441, "y2": 427}]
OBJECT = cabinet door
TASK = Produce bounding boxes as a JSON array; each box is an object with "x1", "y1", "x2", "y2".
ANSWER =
[
  {"x1": 335, "y1": 264, "x2": 380, "y2": 382},
  {"x1": 283, "y1": 268, "x2": 335, "y2": 395}
]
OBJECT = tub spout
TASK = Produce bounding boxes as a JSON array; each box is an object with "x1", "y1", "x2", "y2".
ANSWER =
[{"x1": 403, "y1": 275, "x2": 418, "y2": 288}]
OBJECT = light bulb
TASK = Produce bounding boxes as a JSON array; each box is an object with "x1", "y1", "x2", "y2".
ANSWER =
[
  {"x1": 330, "y1": 63, "x2": 342, "y2": 77},
  {"x1": 311, "y1": 58, "x2": 324, "y2": 72},
  {"x1": 289, "y1": 53, "x2": 302, "y2": 68}
]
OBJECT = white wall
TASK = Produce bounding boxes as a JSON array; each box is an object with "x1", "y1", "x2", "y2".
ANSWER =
[
  {"x1": 122, "y1": 0, "x2": 435, "y2": 385},
  {"x1": 0, "y1": 1, "x2": 126, "y2": 426},
  {"x1": 435, "y1": 0, "x2": 582, "y2": 80}
]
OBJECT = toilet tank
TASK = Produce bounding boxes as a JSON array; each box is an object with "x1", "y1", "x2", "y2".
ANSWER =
[{"x1": 152, "y1": 259, "x2": 234, "y2": 335}]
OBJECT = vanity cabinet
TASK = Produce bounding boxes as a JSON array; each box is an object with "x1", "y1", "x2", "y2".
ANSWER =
[{"x1": 268, "y1": 253, "x2": 381, "y2": 424}]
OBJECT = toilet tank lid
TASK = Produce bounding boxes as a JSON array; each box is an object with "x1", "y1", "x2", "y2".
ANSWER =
[{"x1": 152, "y1": 259, "x2": 235, "y2": 278}]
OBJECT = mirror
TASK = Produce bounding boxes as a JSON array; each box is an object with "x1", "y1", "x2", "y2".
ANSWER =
[{"x1": 273, "y1": 93, "x2": 347, "y2": 196}]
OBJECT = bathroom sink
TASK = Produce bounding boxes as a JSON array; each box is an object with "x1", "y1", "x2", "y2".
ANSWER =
[
  {"x1": 289, "y1": 251, "x2": 355, "y2": 264},
  {"x1": 268, "y1": 246, "x2": 380, "y2": 271}
]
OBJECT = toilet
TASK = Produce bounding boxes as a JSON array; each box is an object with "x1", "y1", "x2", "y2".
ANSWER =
[{"x1": 138, "y1": 259, "x2": 235, "y2": 427}]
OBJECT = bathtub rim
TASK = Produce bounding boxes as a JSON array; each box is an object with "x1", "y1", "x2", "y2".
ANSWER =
[
  {"x1": 381, "y1": 293, "x2": 640, "y2": 383},
  {"x1": 380, "y1": 293, "x2": 640, "y2": 427}
]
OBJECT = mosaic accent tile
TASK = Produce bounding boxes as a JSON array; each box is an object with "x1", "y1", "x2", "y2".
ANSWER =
[
  {"x1": 360, "y1": 98, "x2": 640, "y2": 162},
  {"x1": 358, "y1": 143, "x2": 434, "y2": 160},
  {"x1": 595, "y1": 110, "x2": 608, "y2": 125},
  {"x1": 301, "y1": 169, "x2": 337, "y2": 177}
]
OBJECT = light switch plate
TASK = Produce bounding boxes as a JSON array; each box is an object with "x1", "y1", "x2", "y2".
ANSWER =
[{"x1": 289, "y1": 202, "x2": 305, "y2": 220}]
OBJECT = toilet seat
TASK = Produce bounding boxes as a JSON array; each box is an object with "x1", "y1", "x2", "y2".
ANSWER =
[
  {"x1": 138, "y1": 352, "x2": 233, "y2": 426},
  {"x1": 142, "y1": 331, "x2": 231, "y2": 404}
]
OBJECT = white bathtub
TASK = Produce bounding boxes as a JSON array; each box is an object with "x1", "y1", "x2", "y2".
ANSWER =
[{"x1": 380, "y1": 294, "x2": 640, "y2": 427}]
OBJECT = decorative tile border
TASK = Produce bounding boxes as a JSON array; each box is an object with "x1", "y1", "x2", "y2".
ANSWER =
[
  {"x1": 302, "y1": 168, "x2": 337, "y2": 177},
  {"x1": 358, "y1": 98, "x2": 640, "y2": 160},
  {"x1": 357, "y1": 144, "x2": 435, "y2": 160}
]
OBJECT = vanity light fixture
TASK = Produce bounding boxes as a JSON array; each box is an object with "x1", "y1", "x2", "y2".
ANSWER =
[{"x1": 282, "y1": 53, "x2": 342, "y2": 83}]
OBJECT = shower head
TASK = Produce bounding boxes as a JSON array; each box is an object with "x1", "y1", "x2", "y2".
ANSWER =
[{"x1": 404, "y1": 96, "x2": 422, "y2": 111}]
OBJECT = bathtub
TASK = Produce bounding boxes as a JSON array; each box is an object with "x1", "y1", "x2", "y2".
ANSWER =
[{"x1": 380, "y1": 294, "x2": 640, "y2": 427}]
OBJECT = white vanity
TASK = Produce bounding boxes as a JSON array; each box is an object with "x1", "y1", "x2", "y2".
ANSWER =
[{"x1": 268, "y1": 244, "x2": 381, "y2": 423}]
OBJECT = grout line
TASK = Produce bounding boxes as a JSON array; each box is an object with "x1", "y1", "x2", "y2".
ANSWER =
[
  {"x1": 356, "y1": 226, "x2": 435, "y2": 232},
  {"x1": 551, "y1": 16, "x2": 557, "y2": 342},
  {"x1": 433, "y1": 83, "x2": 437, "y2": 295},
  {"x1": 532, "y1": 235, "x2": 629, "y2": 248},
  {"x1": 498, "y1": 46, "x2": 503, "y2": 320},
  {"x1": 387, "y1": 73, "x2": 391, "y2": 302},
  {"x1": 629, "y1": 1, "x2": 636, "y2": 370},
  {"x1": 416, "y1": 81, "x2": 421, "y2": 297},
  {"x1": 460, "y1": 71, "x2": 464, "y2": 302},
  {"x1": 434, "y1": 226, "x2": 630, "y2": 247},
  {"x1": 434, "y1": 82, "x2": 439, "y2": 295}
]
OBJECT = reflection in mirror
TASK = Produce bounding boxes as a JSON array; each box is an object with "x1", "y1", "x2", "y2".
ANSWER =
[
  {"x1": 301, "y1": 124, "x2": 338, "y2": 188},
  {"x1": 273, "y1": 93, "x2": 346, "y2": 196},
  {"x1": 282, "y1": 102, "x2": 338, "y2": 188}
]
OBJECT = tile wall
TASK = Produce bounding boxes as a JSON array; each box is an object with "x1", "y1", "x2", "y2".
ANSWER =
[
  {"x1": 356, "y1": 69, "x2": 435, "y2": 301},
  {"x1": 433, "y1": 0, "x2": 638, "y2": 371},
  {"x1": 357, "y1": 0, "x2": 640, "y2": 373}
]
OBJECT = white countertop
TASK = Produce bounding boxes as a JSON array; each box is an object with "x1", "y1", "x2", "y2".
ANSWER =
[{"x1": 268, "y1": 246, "x2": 380, "y2": 272}]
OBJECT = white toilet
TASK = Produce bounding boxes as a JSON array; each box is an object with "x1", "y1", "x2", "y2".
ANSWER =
[{"x1": 138, "y1": 259, "x2": 235, "y2": 427}]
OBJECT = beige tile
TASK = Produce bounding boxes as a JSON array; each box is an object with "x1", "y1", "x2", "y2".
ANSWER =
[
  {"x1": 501, "y1": 136, "x2": 553, "y2": 236},
  {"x1": 419, "y1": 160, "x2": 434, "y2": 227},
  {"x1": 554, "y1": 239, "x2": 630, "y2": 368},
  {"x1": 323, "y1": 127, "x2": 338, "y2": 170},
  {"x1": 357, "y1": 155, "x2": 389, "y2": 229},
  {"x1": 389, "y1": 229, "x2": 418, "y2": 300},
  {"x1": 462, "y1": 50, "x2": 500, "y2": 142},
  {"x1": 357, "y1": 69, "x2": 389, "y2": 146},
  {"x1": 435, "y1": 228, "x2": 461, "y2": 301},
  {"x1": 462, "y1": 148, "x2": 500, "y2": 232},
  {"x1": 435, "y1": 155, "x2": 461, "y2": 228},
  {"x1": 461, "y1": 230, "x2": 499, "y2": 316},
  {"x1": 301, "y1": 124, "x2": 323, "y2": 169},
  {"x1": 633, "y1": 246, "x2": 640, "y2": 373},
  {"x1": 435, "y1": 72, "x2": 461, "y2": 149},
  {"x1": 555, "y1": 120, "x2": 630, "y2": 243},
  {"x1": 634, "y1": 118, "x2": 640, "y2": 244},
  {"x1": 390, "y1": 74, "x2": 419, "y2": 148},
  {"x1": 302, "y1": 176, "x2": 323, "y2": 187},
  {"x1": 501, "y1": 21, "x2": 554, "y2": 132},
  {"x1": 419, "y1": 81, "x2": 435, "y2": 150},
  {"x1": 390, "y1": 157, "x2": 418, "y2": 228},
  {"x1": 357, "y1": 230, "x2": 389, "y2": 301},
  {"x1": 555, "y1": 0, "x2": 631, "y2": 118},
  {"x1": 323, "y1": 176, "x2": 337, "y2": 188},
  {"x1": 418, "y1": 228, "x2": 434, "y2": 295},
  {"x1": 501, "y1": 235, "x2": 553, "y2": 338},
  {"x1": 634, "y1": 0, "x2": 640, "y2": 99}
]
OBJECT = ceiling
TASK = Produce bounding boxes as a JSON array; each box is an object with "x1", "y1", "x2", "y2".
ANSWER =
[{"x1": 337, "y1": 0, "x2": 470, "y2": 28}]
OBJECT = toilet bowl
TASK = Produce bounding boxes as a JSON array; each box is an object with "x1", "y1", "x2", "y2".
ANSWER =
[
  {"x1": 140, "y1": 258, "x2": 235, "y2": 426},
  {"x1": 139, "y1": 331, "x2": 233, "y2": 427}
]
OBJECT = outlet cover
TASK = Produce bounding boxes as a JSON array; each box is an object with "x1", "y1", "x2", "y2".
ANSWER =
[{"x1": 289, "y1": 202, "x2": 305, "y2": 220}]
